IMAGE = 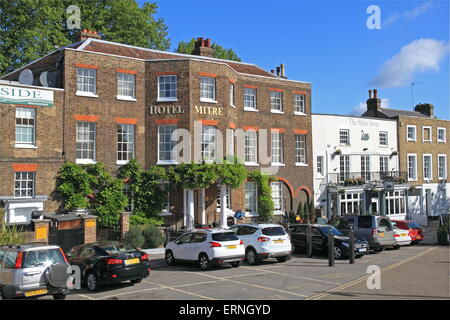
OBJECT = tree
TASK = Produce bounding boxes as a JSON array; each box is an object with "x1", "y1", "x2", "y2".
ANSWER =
[
  {"x1": 0, "y1": 0, "x2": 170, "y2": 75},
  {"x1": 175, "y1": 38, "x2": 241, "y2": 61}
]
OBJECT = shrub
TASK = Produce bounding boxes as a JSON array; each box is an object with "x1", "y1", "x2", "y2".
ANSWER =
[
  {"x1": 124, "y1": 228, "x2": 145, "y2": 248},
  {"x1": 141, "y1": 225, "x2": 165, "y2": 249}
]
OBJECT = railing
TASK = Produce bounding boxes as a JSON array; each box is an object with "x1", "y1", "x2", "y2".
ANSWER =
[{"x1": 327, "y1": 171, "x2": 408, "y2": 186}]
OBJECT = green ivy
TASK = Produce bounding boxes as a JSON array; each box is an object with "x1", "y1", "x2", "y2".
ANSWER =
[
  {"x1": 57, "y1": 162, "x2": 92, "y2": 210},
  {"x1": 248, "y1": 171, "x2": 275, "y2": 220}
]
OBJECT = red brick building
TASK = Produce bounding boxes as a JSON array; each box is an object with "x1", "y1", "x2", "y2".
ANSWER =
[{"x1": 1, "y1": 33, "x2": 313, "y2": 228}]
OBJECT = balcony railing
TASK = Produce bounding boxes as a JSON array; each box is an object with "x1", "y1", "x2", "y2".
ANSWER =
[{"x1": 327, "y1": 171, "x2": 408, "y2": 186}]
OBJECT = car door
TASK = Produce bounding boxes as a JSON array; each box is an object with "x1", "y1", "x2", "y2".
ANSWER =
[
  {"x1": 291, "y1": 225, "x2": 307, "y2": 250},
  {"x1": 172, "y1": 233, "x2": 194, "y2": 260},
  {"x1": 1, "y1": 251, "x2": 18, "y2": 287},
  {"x1": 190, "y1": 233, "x2": 208, "y2": 260},
  {"x1": 378, "y1": 217, "x2": 396, "y2": 245},
  {"x1": 311, "y1": 227, "x2": 324, "y2": 251}
]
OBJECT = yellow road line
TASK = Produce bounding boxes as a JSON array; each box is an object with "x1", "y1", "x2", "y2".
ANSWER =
[{"x1": 146, "y1": 281, "x2": 217, "y2": 300}]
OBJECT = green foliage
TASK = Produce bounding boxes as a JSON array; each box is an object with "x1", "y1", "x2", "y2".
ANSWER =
[
  {"x1": 215, "y1": 161, "x2": 247, "y2": 189},
  {"x1": 296, "y1": 201, "x2": 304, "y2": 218},
  {"x1": 303, "y1": 202, "x2": 310, "y2": 219},
  {"x1": 124, "y1": 228, "x2": 145, "y2": 248},
  {"x1": 141, "y1": 225, "x2": 165, "y2": 248},
  {"x1": 171, "y1": 163, "x2": 219, "y2": 190},
  {"x1": 248, "y1": 171, "x2": 275, "y2": 220},
  {"x1": 0, "y1": 209, "x2": 26, "y2": 245},
  {"x1": 308, "y1": 200, "x2": 316, "y2": 223},
  {"x1": 175, "y1": 38, "x2": 241, "y2": 61},
  {"x1": 57, "y1": 162, "x2": 92, "y2": 210},
  {"x1": 0, "y1": 0, "x2": 170, "y2": 75}
]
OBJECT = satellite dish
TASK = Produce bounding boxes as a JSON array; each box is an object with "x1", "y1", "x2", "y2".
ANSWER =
[
  {"x1": 40, "y1": 72, "x2": 49, "y2": 87},
  {"x1": 18, "y1": 69, "x2": 34, "y2": 85},
  {"x1": 39, "y1": 71, "x2": 58, "y2": 87}
]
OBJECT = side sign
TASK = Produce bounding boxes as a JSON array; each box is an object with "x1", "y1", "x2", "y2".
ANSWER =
[{"x1": 0, "y1": 85, "x2": 54, "y2": 107}]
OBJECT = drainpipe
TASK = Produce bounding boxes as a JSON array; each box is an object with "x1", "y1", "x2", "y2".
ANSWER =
[{"x1": 219, "y1": 184, "x2": 228, "y2": 229}]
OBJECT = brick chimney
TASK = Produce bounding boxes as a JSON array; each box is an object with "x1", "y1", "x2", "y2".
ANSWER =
[
  {"x1": 78, "y1": 29, "x2": 102, "y2": 41},
  {"x1": 414, "y1": 103, "x2": 434, "y2": 117},
  {"x1": 366, "y1": 88, "x2": 382, "y2": 113},
  {"x1": 192, "y1": 37, "x2": 215, "y2": 58}
]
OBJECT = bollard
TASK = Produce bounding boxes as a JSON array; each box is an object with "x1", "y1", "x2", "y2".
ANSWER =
[
  {"x1": 328, "y1": 232, "x2": 335, "y2": 267},
  {"x1": 349, "y1": 231, "x2": 355, "y2": 264},
  {"x1": 307, "y1": 224, "x2": 312, "y2": 258}
]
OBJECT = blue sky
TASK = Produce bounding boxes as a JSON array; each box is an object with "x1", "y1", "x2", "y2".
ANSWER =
[{"x1": 144, "y1": 0, "x2": 449, "y2": 119}]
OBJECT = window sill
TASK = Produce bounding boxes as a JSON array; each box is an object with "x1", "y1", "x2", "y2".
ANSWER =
[
  {"x1": 76, "y1": 91, "x2": 98, "y2": 98},
  {"x1": 294, "y1": 112, "x2": 307, "y2": 116},
  {"x1": 157, "y1": 160, "x2": 178, "y2": 166},
  {"x1": 271, "y1": 163, "x2": 285, "y2": 167},
  {"x1": 230, "y1": 104, "x2": 236, "y2": 108},
  {"x1": 437, "y1": 141, "x2": 446, "y2": 143},
  {"x1": 244, "y1": 107, "x2": 258, "y2": 112},
  {"x1": 407, "y1": 139, "x2": 416, "y2": 142},
  {"x1": 295, "y1": 163, "x2": 308, "y2": 167},
  {"x1": 244, "y1": 162, "x2": 259, "y2": 167},
  {"x1": 76, "y1": 159, "x2": 96, "y2": 164},
  {"x1": 270, "y1": 110, "x2": 284, "y2": 114},
  {"x1": 273, "y1": 210, "x2": 285, "y2": 215},
  {"x1": 160, "y1": 210, "x2": 172, "y2": 216},
  {"x1": 408, "y1": 179, "x2": 418, "y2": 182},
  {"x1": 15, "y1": 144, "x2": 37, "y2": 149},
  {"x1": 117, "y1": 96, "x2": 137, "y2": 102},
  {"x1": 157, "y1": 98, "x2": 178, "y2": 103},
  {"x1": 245, "y1": 212, "x2": 259, "y2": 217},
  {"x1": 116, "y1": 160, "x2": 130, "y2": 165},
  {"x1": 200, "y1": 98, "x2": 218, "y2": 104}
]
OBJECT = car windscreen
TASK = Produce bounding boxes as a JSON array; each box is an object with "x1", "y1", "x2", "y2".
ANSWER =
[
  {"x1": 95, "y1": 243, "x2": 137, "y2": 255},
  {"x1": 212, "y1": 232, "x2": 239, "y2": 242},
  {"x1": 320, "y1": 226, "x2": 344, "y2": 236},
  {"x1": 22, "y1": 249, "x2": 65, "y2": 268},
  {"x1": 262, "y1": 227, "x2": 286, "y2": 236},
  {"x1": 407, "y1": 222, "x2": 420, "y2": 229}
]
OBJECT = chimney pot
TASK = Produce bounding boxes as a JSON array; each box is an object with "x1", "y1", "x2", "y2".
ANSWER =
[
  {"x1": 368, "y1": 90, "x2": 372, "y2": 99},
  {"x1": 373, "y1": 89, "x2": 378, "y2": 99},
  {"x1": 205, "y1": 38, "x2": 211, "y2": 48},
  {"x1": 192, "y1": 37, "x2": 215, "y2": 57}
]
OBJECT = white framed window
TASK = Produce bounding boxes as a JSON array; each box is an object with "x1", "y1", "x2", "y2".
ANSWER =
[
  {"x1": 270, "y1": 91, "x2": 283, "y2": 113},
  {"x1": 158, "y1": 75, "x2": 177, "y2": 101},
  {"x1": 339, "y1": 129, "x2": 350, "y2": 145},
  {"x1": 437, "y1": 127, "x2": 446, "y2": 143},
  {"x1": 407, "y1": 125, "x2": 416, "y2": 142},
  {"x1": 379, "y1": 131, "x2": 388, "y2": 146},
  {"x1": 117, "y1": 73, "x2": 135, "y2": 100},
  {"x1": 339, "y1": 155, "x2": 350, "y2": 182},
  {"x1": 271, "y1": 132, "x2": 284, "y2": 164},
  {"x1": 229, "y1": 83, "x2": 235, "y2": 107},
  {"x1": 316, "y1": 156, "x2": 324, "y2": 175},
  {"x1": 294, "y1": 94, "x2": 306, "y2": 114},
  {"x1": 423, "y1": 154, "x2": 432, "y2": 180},
  {"x1": 361, "y1": 156, "x2": 371, "y2": 180},
  {"x1": 438, "y1": 154, "x2": 447, "y2": 180},
  {"x1": 200, "y1": 76, "x2": 216, "y2": 102},
  {"x1": 76, "y1": 68, "x2": 96, "y2": 96},
  {"x1": 14, "y1": 172, "x2": 35, "y2": 198},
  {"x1": 422, "y1": 126, "x2": 432, "y2": 143},
  {"x1": 216, "y1": 185, "x2": 231, "y2": 212},
  {"x1": 158, "y1": 125, "x2": 177, "y2": 164},
  {"x1": 379, "y1": 156, "x2": 389, "y2": 174},
  {"x1": 76, "y1": 122, "x2": 96, "y2": 163},
  {"x1": 295, "y1": 134, "x2": 307, "y2": 165},
  {"x1": 227, "y1": 129, "x2": 235, "y2": 158},
  {"x1": 340, "y1": 192, "x2": 364, "y2": 215},
  {"x1": 271, "y1": 181, "x2": 284, "y2": 214},
  {"x1": 244, "y1": 130, "x2": 258, "y2": 165},
  {"x1": 244, "y1": 182, "x2": 258, "y2": 216},
  {"x1": 117, "y1": 124, "x2": 135, "y2": 164},
  {"x1": 15, "y1": 107, "x2": 35, "y2": 146},
  {"x1": 385, "y1": 191, "x2": 406, "y2": 215},
  {"x1": 407, "y1": 154, "x2": 417, "y2": 181},
  {"x1": 201, "y1": 125, "x2": 216, "y2": 161},
  {"x1": 244, "y1": 87, "x2": 257, "y2": 111}
]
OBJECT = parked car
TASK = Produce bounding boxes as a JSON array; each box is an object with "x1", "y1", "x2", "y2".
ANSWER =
[
  {"x1": 391, "y1": 220, "x2": 423, "y2": 244},
  {"x1": 229, "y1": 223, "x2": 291, "y2": 265},
  {"x1": 329, "y1": 215, "x2": 396, "y2": 252},
  {"x1": 392, "y1": 227, "x2": 412, "y2": 248},
  {"x1": 165, "y1": 229, "x2": 245, "y2": 271},
  {"x1": 288, "y1": 224, "x2": 369, "y2": 259},
  {"x1": 0, "y1": 243, "x2": 71, "y2": 300},
  {"x1": 66, "y1": 241, "x2": 150, "y2": 292}
]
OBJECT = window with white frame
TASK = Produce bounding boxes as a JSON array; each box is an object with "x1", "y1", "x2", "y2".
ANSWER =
[
  {"x1": 76, "y1": 68, "x2": 96, "y2": 94},
  {"x1": 437, "y1": 127, "x2": 446, "y2": 143},
  {"x1": 201, "y1": 125, "x2": 216, "y2": 161},
  {"x1": 271, "y1": 181, "x2": 284, "y2": 214},
  {"x1": 423, "y1": 154, "x2": 432, "y2": 180},
  {"x1": 407, "y1": 154, "x2": 417, "y2": 181},
  {"x1": 117, "y1": 124, "x2": 135, "y2": 164},
  {"x1": 14, "y1": 172, "x2": 34, "y2": 198},
  {"x1": 361, "y1": 156, "x2": 370, "y2": 180},
  {"x1": 422, "y1": 126, "x2": 432, "y2": 142},
  {"x1": 229, "y1": 83, "x2": 235, "y2": 107},
  {"x1": 244, "y1": 182, "x2": 257, "y2": 215},
  {"x1": 407, "y1": 125, "x2": 416, "y2": 141},
  {"x1": 295, "y1": 134, "x2": 307, "y2": 165},
  {"x1": 271, "y1": 131, "x2": 284, "y2": 164},
  {"x1": 270, "y1": 91, "x2": 283, "y2": 112},
  {"x1": 339, "y1": 129, "x2": 350, "y2": 145},
  {"x1": 438, "y1": 155, "x2": 447, "y2": 180},
  {"x1": 379, "y1": 131, "x2": 388, "y2": 146},
  {"x1": 316, "y1": 156, "x2": 324, "y2": 175},
  {"x1": 117, "y1": 73, "x2": 135, "y2": 99},
  {"x1": 244, "y1": 88, "x2": 257, "y2": 110},
  {"x1": 158, "y1": 125, "x2": 177, "y2": 163},
  {"x1": 15, "y1": 107, "x2": 35, "y2": 145},
  {"x1": 340, "y1": 192, "x2": 364, "y2": 215},
  {"x1": 379, "y1": 156, "x2": 389, "y2": 174},
  {"x1": 293, "y1": 94, "x2": 305, "y2": 114},
  {"x1": 227, "y1": 129, "x2": 235, "y2": 158},
  {"x1": 216, "y1": 185, "x2": 231, "y2": 211},
  {"x1": 158, "y1": 75, "x2": 177, "y2": 101},
  {"x1": 385, "y1": 191, "x2": 406, "y2": 215},
  {"x1": 76, "y1": 122, "x2": 96, "y2": 162},
  {"x1": 244, "y1": 130, "x2": 257, "y2": 164},
  {"x1": 200, "y1": 76, "x2": 215, "y2": 101},
  {"x1": 339, "y1": 155, "x2": 350, "y2": 182}
]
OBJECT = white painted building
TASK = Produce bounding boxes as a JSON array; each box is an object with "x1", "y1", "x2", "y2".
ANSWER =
[{"x1": 312, "y1": 114, "x2": 410, "y2": 220}]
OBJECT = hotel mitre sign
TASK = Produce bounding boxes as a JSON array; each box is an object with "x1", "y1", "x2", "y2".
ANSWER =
[{"x1": 0, "y1": 85, "x2": 54, "y2": 107}]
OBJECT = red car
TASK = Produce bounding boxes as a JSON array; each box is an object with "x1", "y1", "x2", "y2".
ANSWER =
[{"x1": 391, "y1": 220, "x2": 424, "y2": 244}]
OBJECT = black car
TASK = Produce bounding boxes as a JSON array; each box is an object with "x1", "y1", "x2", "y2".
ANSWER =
[
  {"x1": 288, "y1": 224, "x2": 369, "y2": 259},
  {"x1": 66, "y1": 241, "x2": 150, "y2": 291}
]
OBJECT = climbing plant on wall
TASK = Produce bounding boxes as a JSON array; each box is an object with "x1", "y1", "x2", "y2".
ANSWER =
[{"x1": 247, "y1": 171, "x2": 275, "y2": 220}]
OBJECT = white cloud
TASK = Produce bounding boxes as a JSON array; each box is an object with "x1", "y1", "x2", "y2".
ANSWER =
[
  {"x1": 350, "y1": 98, "x2": 390, "y2": 116},
  {"x1": 369, "y1": 38, "x2": 449, "y2": 88},
  {"x1": 383, "y1": 1, "x2": 433, "y2": 27}
]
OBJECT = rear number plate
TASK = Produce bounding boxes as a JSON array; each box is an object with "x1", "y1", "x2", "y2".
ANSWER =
[
  {"x1": 358, "y1": 248, "x2": 367, "y2": 252},
  {"x1": 227, "y1": 245, "x2": 237, "y2": 249},
  {"x1": 274, "y1": 240, "x2": 284, "y2": 243},
  {"x1": 379, "y1": 233, "x2": 385, "y2": 237},
  {"x1": 125, "y1": 258, "x2": 140, "y2": 265},
  {"x1": 25, "y1": 289, "x2": 48, "y2": 297},
  {"x1": 401, "y1": 234, "x2": 406, "y2": 237}
]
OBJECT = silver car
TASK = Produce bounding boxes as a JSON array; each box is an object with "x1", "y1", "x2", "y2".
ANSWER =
[{"x1": 0, "y1": 243, "x2": 72, "y2": 299}]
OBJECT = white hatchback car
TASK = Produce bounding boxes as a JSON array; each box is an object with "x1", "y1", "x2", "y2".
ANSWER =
[
  {"x1": 165, "y1": 229, "x2": 245, "y2": 271},
  {"x1": 229, "y1": 223, "x2": 292, "y2": 265},
  {"x1": 393, "y1": 227, "x2": 412, "y2": 248}
]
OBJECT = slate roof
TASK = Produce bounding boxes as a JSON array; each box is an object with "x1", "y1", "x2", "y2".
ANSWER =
[{"x1": 379, "y1": 108, "x2": 430, "y2": 118}]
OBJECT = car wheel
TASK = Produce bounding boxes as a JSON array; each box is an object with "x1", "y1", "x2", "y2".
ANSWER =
[
  {"x1": 53, "y1": 293, "x2": 67, "y2": 300},
  {"x1": 291, "y1": 242, "x2": 296, "y2": 253},
  {"x1": 393, "y1": 245, "x2": 400, "y2": 250},
  {"x1": 86, "y1": 272, "x2": 101, "y2": 292},
  {"x1": 334, "y1": 246, "x2": 344, "y2": 259},
  {"x1": 198, "y1": 254, "x2": 211, "y2": 271},
  {"x1": 165, "y1": 250, "x2": 176, "y2": 266},
  {"x1": 131, "y1": 278, "x2": 143, "y2": 284},
  {"x1": 276, "y1": 255, "x2": 290, "y2": 263},
  {"x1": 246, "y1": 248, "x2": 258, "y2": 265},
  {"x1": 231, "y1": 261, "x2": 241, "y2": 268},
  {"x1": 374, "y1": 247, "x2": 384, "y2": 253}
]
